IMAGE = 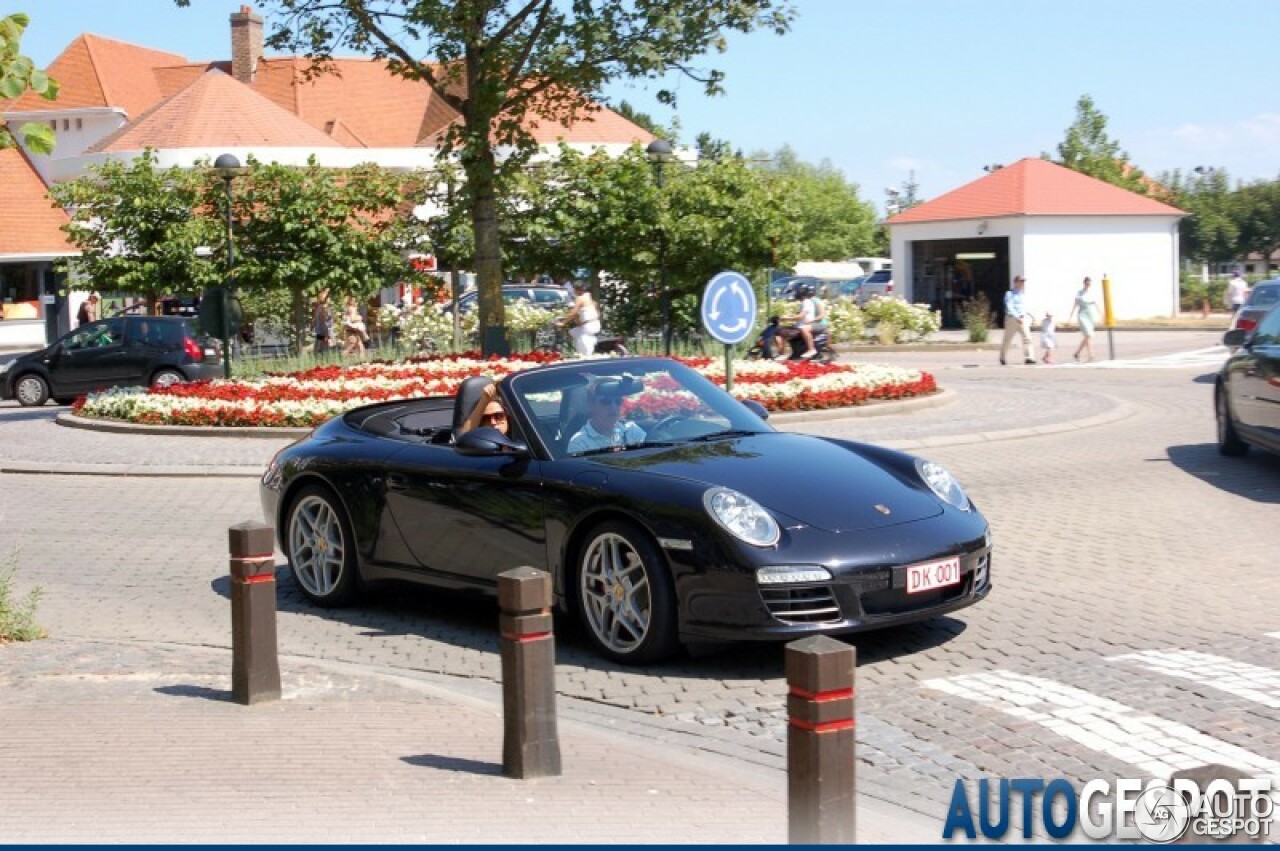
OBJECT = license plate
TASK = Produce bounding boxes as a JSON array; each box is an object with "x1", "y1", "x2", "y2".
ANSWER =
[
  {"x1": 905, "y1": 556, "x2": 961, "y2": 594},
  {"x1": 204, "y1": 349, "x2": 218, "y2": 357}
]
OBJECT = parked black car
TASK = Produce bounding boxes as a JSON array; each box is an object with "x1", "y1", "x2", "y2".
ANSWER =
[
  {"x1": 1217, "y1": 303, "x2": 1280, "y2": 457},
  {"x1": 261, "y1": 356, "x2": 991, "y2": 664},
  {"x1": 450, "y1": 284, "x2": 573, "y2": 314},
  {"x1": 0, "y1": 315, "x2": 222, "y2": 406}
]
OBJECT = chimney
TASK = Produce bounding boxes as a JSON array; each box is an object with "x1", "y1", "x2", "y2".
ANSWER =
[{"x1": 230, "y1": 5, "x2": 263, "y2": 85}]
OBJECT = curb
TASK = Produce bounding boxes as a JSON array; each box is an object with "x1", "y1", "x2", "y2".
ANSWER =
[{"x1": 55, "y1": 411, "x2": 312, "y2": 439}]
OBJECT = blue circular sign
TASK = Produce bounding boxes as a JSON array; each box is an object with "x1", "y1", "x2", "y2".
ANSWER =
[{"x1": 700, "y1": 271, "x2": 758, "y2": 345}]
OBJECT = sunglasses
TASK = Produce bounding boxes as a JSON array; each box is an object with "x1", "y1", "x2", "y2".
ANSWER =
[{"x1": 481, "y1": 411, "x2": 507, "y2": 423}]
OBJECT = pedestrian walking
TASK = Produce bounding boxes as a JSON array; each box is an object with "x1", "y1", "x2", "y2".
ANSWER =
[
  {"x1": 558, "y1": 279, "x2": 602, "y2": 357},
  {"x1": 1224, "y1": 268, "x2": 1249, "y2": 318},
  {"x1": 999, "y1": 275, "x2": 1035, "y2": 365},
  {"x1": 1068, "y1": 276, "x2": 1100, "y2": 362},
  {"x1": 1039, "y1": 312, "x2": 1057, "y2": 364},
  {"x1": 312, "y1": 289, "x2": 333, "y2": 355},
  {"x1": 76, "y1": 293, "x2": 99, "y2": 327},
  {"x1": 342, "y1": 295, "x2": 369, "y2": 357}
]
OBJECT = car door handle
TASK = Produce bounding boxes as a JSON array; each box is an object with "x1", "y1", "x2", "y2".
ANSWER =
[{"x1": 386, "y1": 472, "x2": 409, "y2": 491}]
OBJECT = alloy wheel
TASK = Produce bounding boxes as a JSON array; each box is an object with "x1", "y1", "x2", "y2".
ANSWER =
[
  {"x1": 580, "y1": 532, "x2": 653, "y2": 655},
  {"x1": 288, "y1": 493, "x2": 348, "y2": 598}
]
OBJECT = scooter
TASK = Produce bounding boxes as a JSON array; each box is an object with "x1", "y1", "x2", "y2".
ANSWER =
[{"x1": 746, "y1": 317, "x2": 837, "y2": 364}]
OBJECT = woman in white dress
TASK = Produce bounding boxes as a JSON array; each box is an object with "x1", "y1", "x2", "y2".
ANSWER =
[
  {"x1": 559, "y1": 279, "x2": 602, "y2": 357},
  {"x1": 1067, "y1": 277, "x2": 1100, "y2": 362}
]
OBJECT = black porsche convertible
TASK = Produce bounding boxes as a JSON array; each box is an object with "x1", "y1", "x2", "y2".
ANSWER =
[{"x1": 261, "y1": 356, "x2": 992, "y2": 663}]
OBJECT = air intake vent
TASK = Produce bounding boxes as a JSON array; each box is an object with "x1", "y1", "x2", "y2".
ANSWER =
[{"x1": 761, "y1": 585, "x2": 841, "y2": 624}]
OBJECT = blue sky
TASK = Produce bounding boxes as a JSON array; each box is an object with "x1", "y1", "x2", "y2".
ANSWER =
[{"x1": 11, "y1": 0, "x2": 1280, "y2": 212}]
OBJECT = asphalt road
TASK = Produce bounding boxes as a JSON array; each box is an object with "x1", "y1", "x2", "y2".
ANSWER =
[{"x1": 2, "y1": 328, "x2": 1277, "y2": 836}]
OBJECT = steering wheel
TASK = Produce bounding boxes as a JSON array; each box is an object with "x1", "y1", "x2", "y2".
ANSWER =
[{"x1": 646, "y1": 415, "x2": 692, "y2": 440}]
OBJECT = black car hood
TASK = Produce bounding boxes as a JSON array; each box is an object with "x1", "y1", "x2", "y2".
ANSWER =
[{"x1": 587, "y1": 432, "x2": 943, "y2": 532}]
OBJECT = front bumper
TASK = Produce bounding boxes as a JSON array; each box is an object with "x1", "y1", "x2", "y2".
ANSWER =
[{"x1": 675, "y1": 543, "x2": 992, "y2": 643}]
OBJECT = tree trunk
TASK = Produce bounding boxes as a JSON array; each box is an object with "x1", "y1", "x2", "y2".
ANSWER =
[{"x1": 465, "y1": 142, "x2": 509, "y2": 357}]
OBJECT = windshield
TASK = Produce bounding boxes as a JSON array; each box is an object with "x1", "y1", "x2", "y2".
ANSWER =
[
  {"x1": 1248, "y1": 284, "x2": 1280, "y2": 308},
  {"x1": 506, "y1": 359, "x2": 774, "y2": 460}
]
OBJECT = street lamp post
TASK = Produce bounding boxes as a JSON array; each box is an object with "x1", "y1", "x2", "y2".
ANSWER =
[
  {"x1": 213, "y1": 153, "x2": 243, "y2": 379},
  {"x1": 646, "y1": 139, "x2": 673, "y2": 355}
]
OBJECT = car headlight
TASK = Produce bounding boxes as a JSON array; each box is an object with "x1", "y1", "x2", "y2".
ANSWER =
[
  {"x1": 916, "y1": 459, "x2": 971, "y2": 511},
  {"x1": 703, "y1": 486, "x2": 780, "y2": 548}
]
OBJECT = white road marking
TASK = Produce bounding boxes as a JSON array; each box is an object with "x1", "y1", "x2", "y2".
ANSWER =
[
  {"x1": 923, "y1": 670, "x2": 1280, "y2": 780},
  {"x1": 1067, "y1": 345, "x2": 1229, "y2": 369},
  {"x1": 1109, "y1": 649, "x2": 1280, "y2": 709}
]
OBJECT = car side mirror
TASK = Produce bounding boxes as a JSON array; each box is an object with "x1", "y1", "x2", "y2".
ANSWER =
[
  {"x1": 1223, "y1": 329, "x2": 1248, "y2": 348},
  {"x1": 454, "y1": 427, "x2": 529, "y2": 457},
  {"x1": 742, "y1": 399, "x2": 769, "y2": 420}
]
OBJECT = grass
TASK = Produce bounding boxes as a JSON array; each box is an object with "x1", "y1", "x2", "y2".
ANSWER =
[{"x1": 0, "y1": 556, "x2": 46, "y2": 643}]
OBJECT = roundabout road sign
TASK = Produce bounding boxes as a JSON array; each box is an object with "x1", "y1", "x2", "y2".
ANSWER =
[{"x1": 700, "y1": 271, "x2": 757, "y2": 345}]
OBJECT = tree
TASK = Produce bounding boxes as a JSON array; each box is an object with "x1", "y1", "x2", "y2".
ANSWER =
[
  {"x1": 244, "y1": 0, "x2": 794, "y2": 355},
  {"x1": 1049, "y1": 94, "x2": 1148, "y2": 194},
  {"x1": 753, "y1": 145, "x2": 880, "y2": 262},
  {"x1": 1236, "y1": 178, "x2": 1280, "y2": 272},
  {"x1": 0, "y1": 12, "x2": 59, "y2": 154},
  {"x1": 502, "y1": 143, "x2": 795, "y2": 338},
  {"x1": 223, "y1": 157, "x2": 432, "y2": 351},
  {"x1": 48, "y1": 149, "x2": 222, "y2": 308},
  {"x1": 1162, "y1": 166, "x2": 1239, "y2": 268}
]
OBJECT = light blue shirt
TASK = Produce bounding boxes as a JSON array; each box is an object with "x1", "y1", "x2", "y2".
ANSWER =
[
  {"x1": 1004, "y1": 288, "x2": 1026, "y2": 319},
  {"x1": 568, "y1": 419, "x2": 646, "y2": 454}
]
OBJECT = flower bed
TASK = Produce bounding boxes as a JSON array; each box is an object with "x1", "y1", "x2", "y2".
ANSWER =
[{"x1": 72, "y1": 353, "x2": 937, "y2": 429}]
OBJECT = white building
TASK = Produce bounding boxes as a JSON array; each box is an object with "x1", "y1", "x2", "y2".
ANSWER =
[{"x1": 885, "y1": 158, "x2": 1185, "y2": 327}]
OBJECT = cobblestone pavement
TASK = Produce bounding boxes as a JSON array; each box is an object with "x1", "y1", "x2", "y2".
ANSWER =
[{"x1": 3, "y1": 328, "x2": 1278, "y2": 841}]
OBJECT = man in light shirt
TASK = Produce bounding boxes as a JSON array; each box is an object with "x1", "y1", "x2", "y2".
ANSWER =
[
  {"x1": 999, "y1": 275, "x2": 1036, "y2": 366},
  {"x1": 567, "y1": 379, "x2": 646, "y2": 453}
]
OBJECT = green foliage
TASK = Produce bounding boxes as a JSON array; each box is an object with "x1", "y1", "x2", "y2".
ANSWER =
[
  {"x1": 0, "y1": 12, "x2": 59, "y2": 154},
  {"x1": 824, "y1": 297, "x2": 866, "y2": 343},
  {"x1": 1163, "y1": 166, "x2": 1240, "y2": 264},
  {"x1": 861, "y1": 296, "x2": 941, "y2": 343},
  {"x1": 1236, "y1": 178, "x2": 1280, "y2": 264},
  {"x1": 752, "y1": 145, "x2": 881, "y2": 261},
  {"x1": 502, "y1": 143, "x2": 794, "y2": 339},
  {"x1": 49, "y1": 149, "x2": 223, "y2": 303},
  {"x1": 0, "y1": 557, "x2": 45, "y2": 643},
  {"x1": 1049, "y1": 94, "x2": 1148, "y2": 194},
  {"x1": 254, "y1": 0, "x2": 794, "y2": 354},
  {"x1": 1179, "y1": 272, "x2": 1227, "y2": 313},
  {"x1": 959, "y1": 293, "x2": 993, "y2": 342},
  {"x1": 217, "y1": 157, "x2": 431, "y2": 350}
]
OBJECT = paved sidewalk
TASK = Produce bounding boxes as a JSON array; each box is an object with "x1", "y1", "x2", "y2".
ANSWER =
[
  {"x1": 0, "y1": 636, "x2": 940, "y2": 844},
  {"x1": 0, "y1": 330, "x2": 1219, "y2": 843}
]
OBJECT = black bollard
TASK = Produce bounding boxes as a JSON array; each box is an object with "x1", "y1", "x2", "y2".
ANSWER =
[
  {"x1": 229, "y1": 521, "x2": 281, "y2": 705},
  {"x1": 786, "y1": 635, "x2": 856, "y2": 845},
  {"x1": 498, "y1": 567, "x2": 561, "y2": 779}
]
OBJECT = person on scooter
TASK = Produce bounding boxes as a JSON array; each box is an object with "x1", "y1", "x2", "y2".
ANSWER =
[{"x1": 776, "y1": 283, "x2": 819, "y2": 360}]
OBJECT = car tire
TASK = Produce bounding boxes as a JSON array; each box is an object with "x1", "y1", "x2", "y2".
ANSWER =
[
  {"x1": 575, "y1": 519, "x2": 679, "y2": 664},
  {"x1": 13, "y1": 373, "x2": 49, "y2": 407},
  {"x1": 284, "y1": 484, "x2": 361, "y2": 606},
  {"x1": 1216, "y1": 385, "x2": 1249, "y2": 457},
  {"x1": 151, "y1": 368, "x2": 186, "y2": 389}
]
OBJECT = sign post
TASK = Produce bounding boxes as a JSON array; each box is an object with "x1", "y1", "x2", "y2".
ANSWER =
[{"x1": 700, "y1": 271, "x2": 758, "y2": 393}]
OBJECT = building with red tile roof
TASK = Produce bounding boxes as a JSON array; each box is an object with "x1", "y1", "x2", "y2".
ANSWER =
[
  {"x1": 885, "y1": 158, "x2": 1186, "y2": 324},
  {"x1": 0, "y1": 5, "x2": 655, "y2": 344}
]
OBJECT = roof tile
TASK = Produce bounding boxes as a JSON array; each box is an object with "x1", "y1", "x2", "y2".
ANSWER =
[
  {"x1": 86, "y1": 69, "x2": 344, "y2": 152},
  {"x1": 0, "y1": 147, "x2": 73, "y2": 254},
  {"x1": 888, "y1": 157, "x2": 1185, "y2": 223}
]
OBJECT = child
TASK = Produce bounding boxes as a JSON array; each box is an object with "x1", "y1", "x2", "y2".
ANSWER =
[{"x1": 1040, "y1": 312, "x2": 1057, "y2": 364}]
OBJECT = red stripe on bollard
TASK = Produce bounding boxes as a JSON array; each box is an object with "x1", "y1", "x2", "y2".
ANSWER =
[
  {"x1": 789, "y1": 717, "x2": 856, "y2": 733},
  {"x1": 789, "y1": 686, "x2": 855, "y2": 702},
  {"x1": 240, "y1": 574, "x2": 275, "y2": 585},
  {"x1": 501, "y1": 630, "x2": 552, "y2": 643}
]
